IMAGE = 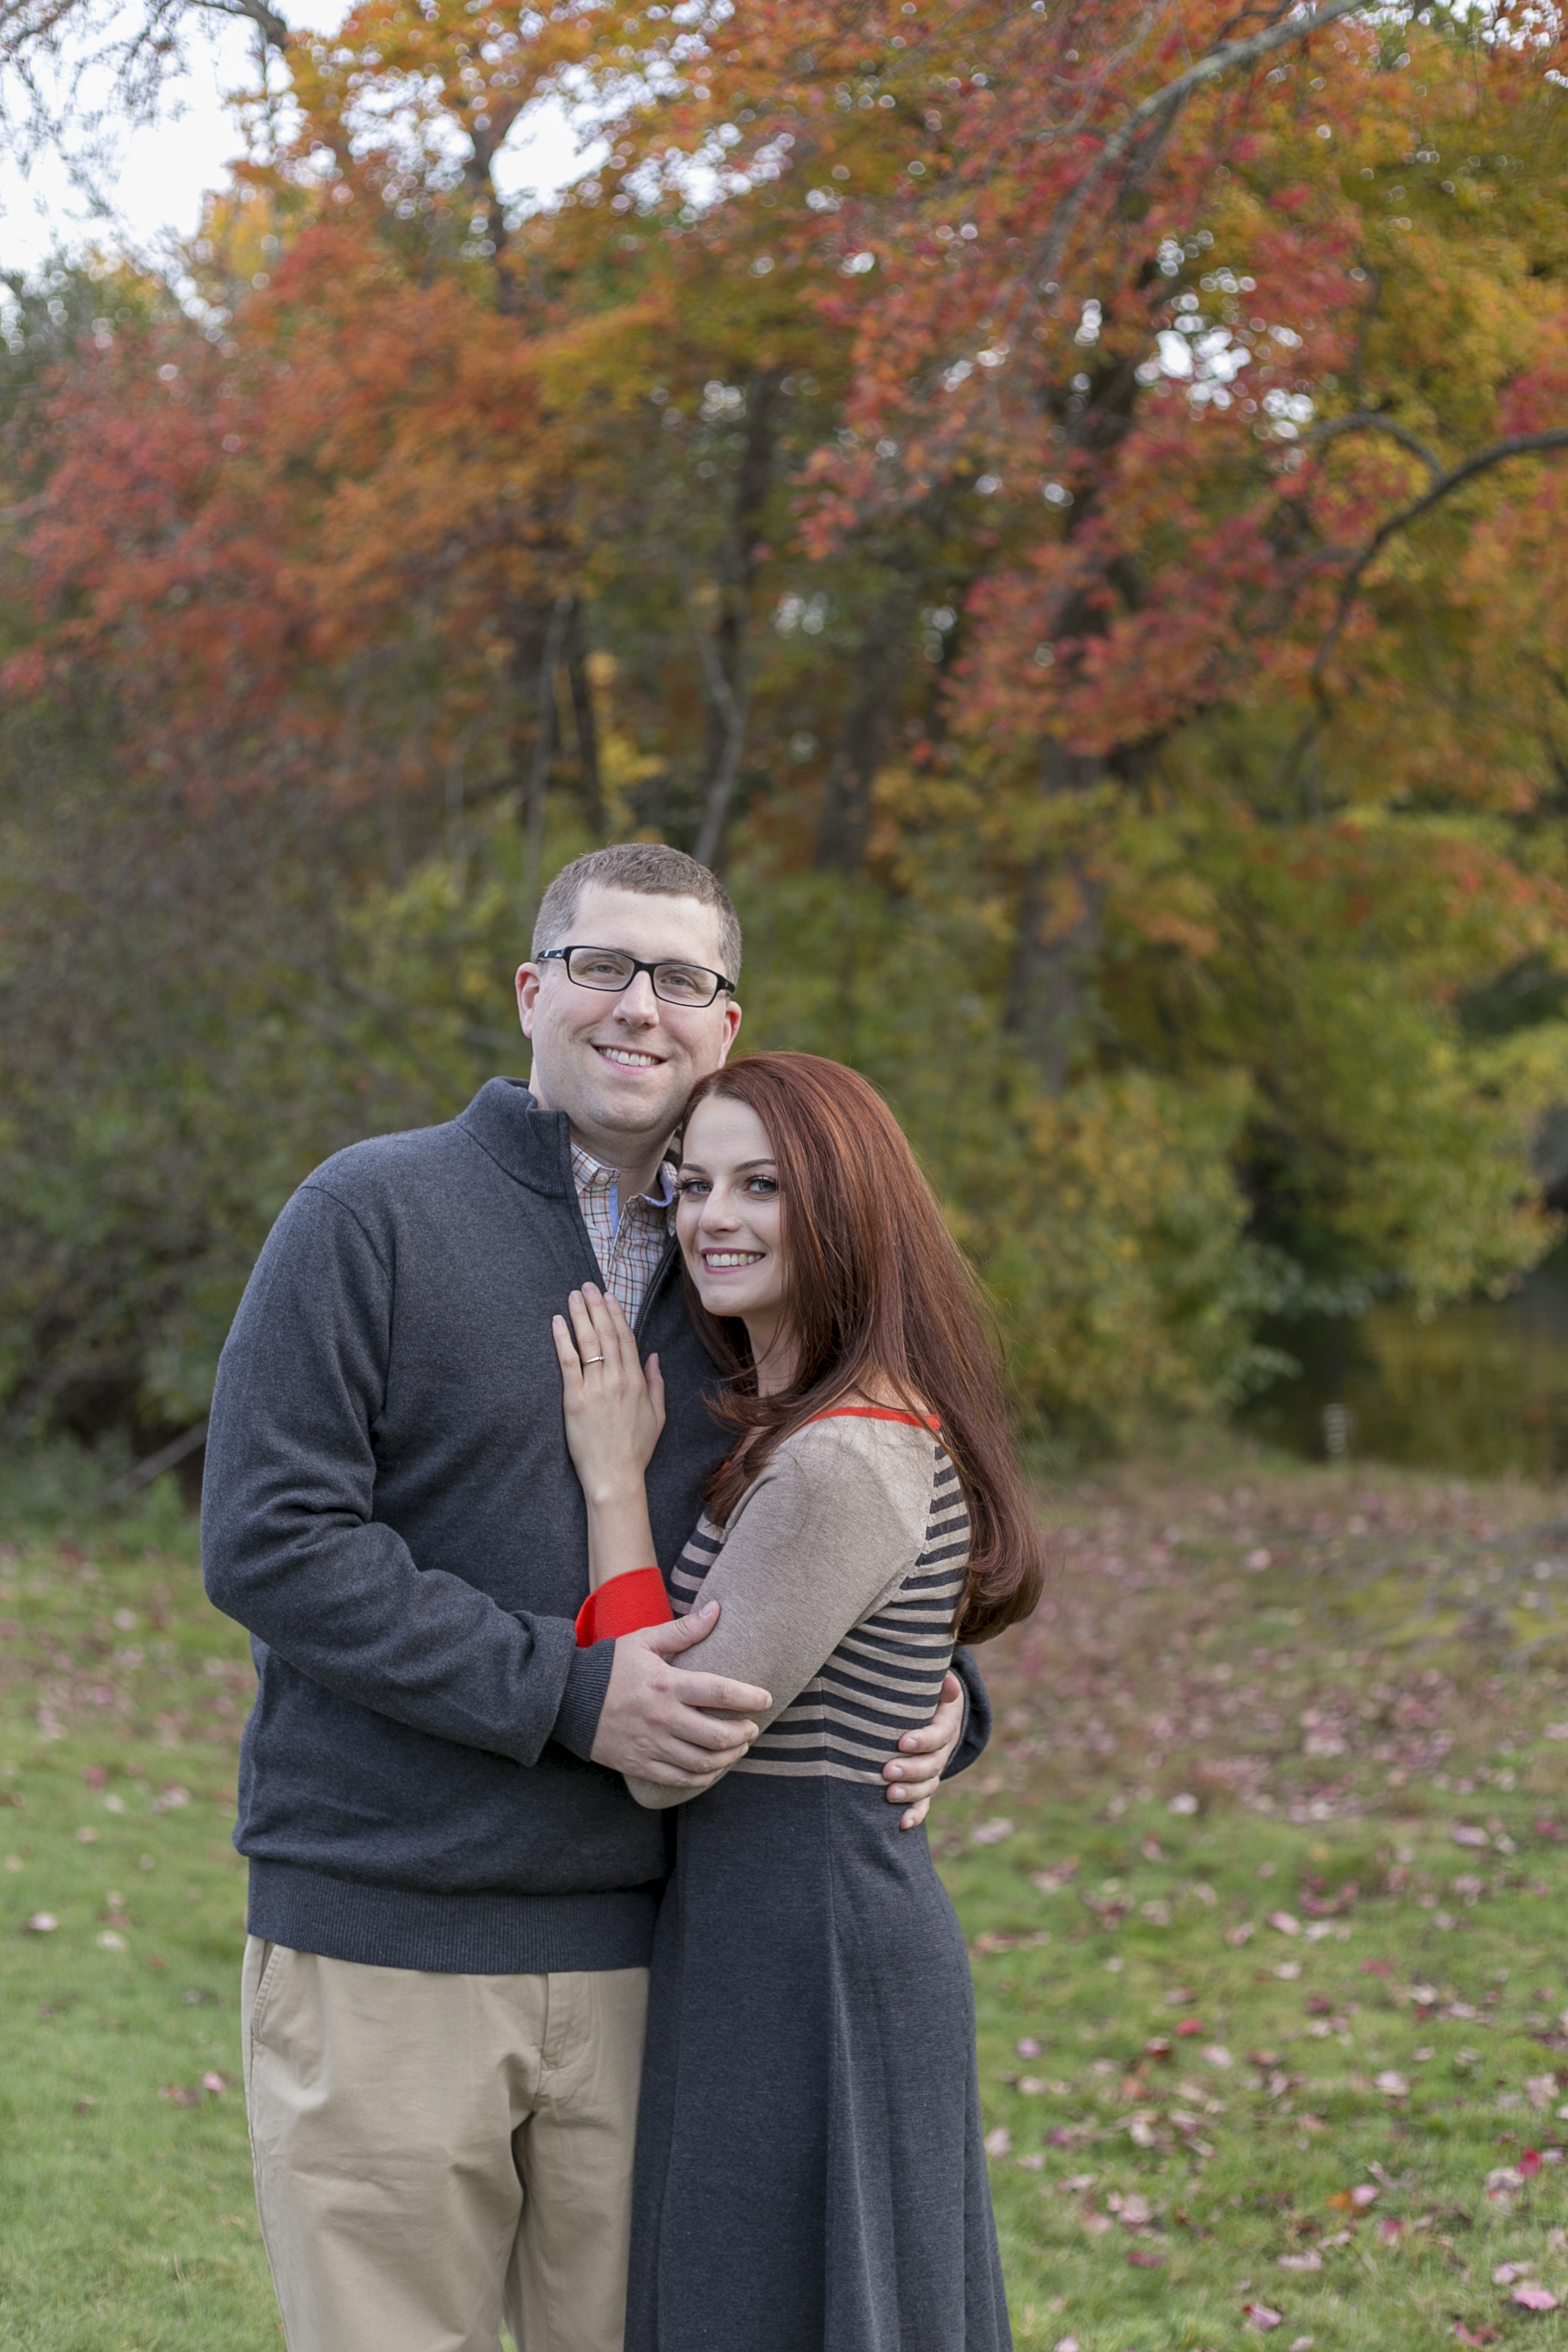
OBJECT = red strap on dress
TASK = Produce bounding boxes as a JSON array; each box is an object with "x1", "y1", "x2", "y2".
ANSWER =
[
  {"x1": 574, "y1": 1566, "x2": 673, "y2": 1647},
  {"x1": 803, "y1": 1406, "x2": 941, "y2": 1430}
]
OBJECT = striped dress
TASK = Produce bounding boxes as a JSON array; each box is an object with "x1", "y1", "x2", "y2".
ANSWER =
[{"x1": 624, "y1": 1409, "x2": 1012, "y2": 2352}]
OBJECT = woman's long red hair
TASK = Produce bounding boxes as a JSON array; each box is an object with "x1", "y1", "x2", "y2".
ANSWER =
[{"x1": 680, "y1": 1051, "x2": 1045, "y2": 1644}]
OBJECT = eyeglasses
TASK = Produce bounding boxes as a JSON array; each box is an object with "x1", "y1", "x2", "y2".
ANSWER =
[{"x1": 539, "y1": 945, "x2": 738, "y2": 1009}]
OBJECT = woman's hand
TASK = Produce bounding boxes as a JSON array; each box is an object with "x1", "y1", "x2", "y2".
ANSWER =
[{"x1": 552, "y1": 1283, "x2": 666, "y2": 1505}]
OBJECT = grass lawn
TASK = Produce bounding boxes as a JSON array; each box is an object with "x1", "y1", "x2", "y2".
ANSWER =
[{"x1": 8, "y1": 1439, "x2": 1568, "y2": 2348}]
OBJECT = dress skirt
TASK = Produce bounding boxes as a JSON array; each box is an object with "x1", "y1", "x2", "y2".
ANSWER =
[{"x1": 625, "y1": 1767, "x2": 1012, "y2": 2352}]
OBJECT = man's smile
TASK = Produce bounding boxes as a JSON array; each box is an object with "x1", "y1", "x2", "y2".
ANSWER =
[{"x1": 593, "y1": 1044, "x2": 666, "y2": 1069}]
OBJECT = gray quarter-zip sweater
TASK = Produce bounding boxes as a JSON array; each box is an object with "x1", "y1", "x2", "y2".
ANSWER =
[{"x1": 202, "y1": 1077, "x2": 990, "y2": 1975}]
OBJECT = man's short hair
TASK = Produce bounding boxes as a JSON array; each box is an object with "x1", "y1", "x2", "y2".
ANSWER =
[{"x1": 533, "y1": 845, "x2": 743, "y2": 983}]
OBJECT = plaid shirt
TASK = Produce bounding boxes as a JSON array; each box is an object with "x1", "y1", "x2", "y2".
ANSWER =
[{"x1": 571, "y1": 1145, "x2": 678, "y2": 1326}]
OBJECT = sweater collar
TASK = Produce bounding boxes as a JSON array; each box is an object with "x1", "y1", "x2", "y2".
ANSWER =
[{"x1": 457, "y1": 1077, "x2": 577, "y2": 1197}]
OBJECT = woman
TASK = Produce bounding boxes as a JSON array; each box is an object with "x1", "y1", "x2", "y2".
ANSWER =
[{"x1": 551, "y1": 1051, "x2": 1044, "y2": 2352}]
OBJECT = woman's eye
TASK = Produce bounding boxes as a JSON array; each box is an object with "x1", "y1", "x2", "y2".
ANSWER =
[
  {"x1": 745, "y1": 1176, "x2": 779, "y2": 1196},
  {"x1": 676, "y1": 1178, "x2": 709, "y2": 1197}
]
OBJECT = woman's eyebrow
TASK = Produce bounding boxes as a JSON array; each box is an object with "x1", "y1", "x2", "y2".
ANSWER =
[{"x1": 734, "y1": 1158, "x2": 778, "y2": 1172}]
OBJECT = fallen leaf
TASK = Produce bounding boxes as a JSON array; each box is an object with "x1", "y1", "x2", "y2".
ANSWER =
[
  {"x1": 1267, "y1": 1912, "x2": 1301, "y2": 1937},
  {"x1": 23, "y1": 1912, "x2": 58, "y2": 1933},
  {"x1": 157, "y1": 2086, "x2": 200, "y2": 2108},
  {"x1": 1494, "y1": 2263, "x2": 1536, "y2": 2285},
  {"x1": 1454, "y1": 2329, "x2": 1498, "y2": 2347},
  {"x1": 202, "y1": 2072, "x2": 228, "y2": 2094},
  {"x1": 1017, "y1": 2037, "x2": 1042, "y2": 2058},
  {"x1": 983, "y1": 2127, "x2": 1012, "y2": 2158},
  {"x1": 1168, "y1": 1792, "x2": 1199, "y2": 1815},
  {"x1": 1360, "y1": 1958, "x2": 1393, "y2": 1977},
  {"x1": 1526, "y1": 2079, "x2": 1556, "y2": 2112},
  {"x1": 1521, "y1": 2150, "x2": 1544, "y2": 2178},
  {"x1": 1032, "y1": 1862, "x2": 1079, "y2": 1894},
  {"x1": 1378, "y1": 2218, "x2": 1404, "y2": 2245},
  {"x1": 1452, "y1": 1824, "x2": 1490, "y2": 1848},
  {"x1": 1279, "y1": 2251, "x2": 1323, "y2": 2272},
  {"x1": 1177, "y1": 2017, "x2": 1204, "y2": 2036},
  {"x1": 1242, "y1": 2302, "x2": 1283, "y2": 2330},
  {"x1": 95, "y1": 1931, "x2": 126, "y2": 1951},
  {"x1": 1375, "y1": 2072, "x2": 1410, "y2": 2098},
  {"x1": 1127, "y1": 2248, "x2": 1163, "y2": 2268},
  {"x1": 1512, "y1": 2283, "x2": 1559, "y2": 2312},
  {"x1": 1204, "y1": 2044, "x2": 1234, "y2": 2069},
  {"x1": 972, "y1": 1817, "x2": 1014, "y2": 1846}
]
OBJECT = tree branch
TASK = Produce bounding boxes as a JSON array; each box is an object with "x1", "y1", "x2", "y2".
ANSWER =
[
  {"x1": 1279, "y1": 426, "x2": 1568, "y2": 805},
  {"x1": 1314, "y1": 428, "x2": 1568, "y2": 689},
  {"x1": 1035, "y1": 0, "x2": 1370, "y2": 285},
  {"x1": 1307, "y1": 410, "x2": 1442, "y2": 479},
  {"x1": 188, "y1": 0, "x2": 291, "y2": 50}
]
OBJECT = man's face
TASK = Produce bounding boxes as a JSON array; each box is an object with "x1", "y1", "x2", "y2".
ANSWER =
[{"x1": 516, "y1": 884, "x2": 742, "y2": 1161}]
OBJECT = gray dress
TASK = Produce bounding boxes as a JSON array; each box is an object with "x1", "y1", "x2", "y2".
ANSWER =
[{"x1": 624, "y1": 1410, "x2": 1012, "y2": 2352}]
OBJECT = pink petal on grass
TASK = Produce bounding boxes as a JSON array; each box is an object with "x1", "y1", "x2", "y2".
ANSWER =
[
  {"x1": 202, "y1": 2072, "x2": 227, "y2": 2094},
  {"x1": 1243, "y1": 2302, "x2": 1283, "y2": 2330},
  {"x1": 1513, "y1": 2283, "x2": 1559, "y2": 2312},
  {"x1": 24, "y1": 1912, "x2": 58, "y2": 1932}
]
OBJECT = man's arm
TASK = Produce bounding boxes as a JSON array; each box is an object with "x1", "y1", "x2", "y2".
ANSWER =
[{"x1": 202, "y1": 1184, "x2": 619, "y2": 1765}]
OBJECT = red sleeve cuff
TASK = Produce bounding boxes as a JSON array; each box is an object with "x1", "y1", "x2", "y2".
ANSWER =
[{"x1": 574, "y1": 1565, "x2": 673, "y2": 1647}]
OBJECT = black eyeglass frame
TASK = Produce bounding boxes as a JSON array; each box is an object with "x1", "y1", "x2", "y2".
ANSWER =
[{"x1": 539, "y1": 945, "x2": 738, "y2": 1008}]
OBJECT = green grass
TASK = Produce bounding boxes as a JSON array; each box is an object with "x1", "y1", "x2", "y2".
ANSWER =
[{"x1": 9, "y1": 1438, "x2": 1568, "y2": 2348}]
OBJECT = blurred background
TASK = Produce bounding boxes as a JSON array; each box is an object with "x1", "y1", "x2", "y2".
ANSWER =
[{"x1": 4, "y1": 0, "x2": 1568, "y2": 1495}]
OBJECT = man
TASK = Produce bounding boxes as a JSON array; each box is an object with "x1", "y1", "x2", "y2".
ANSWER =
[{"x1": 203, "y1": 843, "x2": 989, "y2": 2352}]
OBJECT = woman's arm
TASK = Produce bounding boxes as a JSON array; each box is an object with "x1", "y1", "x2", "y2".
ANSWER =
[
  {"x1": 552, "y1": 1283, "x2": 664, "y2": 1593},
  {"x1": 625, "y1": 1418, "x2": 938, "y2": 1810}
]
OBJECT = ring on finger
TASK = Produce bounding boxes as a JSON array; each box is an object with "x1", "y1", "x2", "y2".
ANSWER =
[{"x1": 581, "y1": 1353, "x2": 606, "y2": 1366}]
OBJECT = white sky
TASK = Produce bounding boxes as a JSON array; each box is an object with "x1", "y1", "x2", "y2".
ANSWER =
[{"x1": 0, "y1": 2, "x2": 592, "y2": 277}]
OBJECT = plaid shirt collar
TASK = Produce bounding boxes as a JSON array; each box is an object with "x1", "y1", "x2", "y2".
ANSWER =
[{"x1": 569, "y1": 1143, "x2": 678, "y2": 1325}]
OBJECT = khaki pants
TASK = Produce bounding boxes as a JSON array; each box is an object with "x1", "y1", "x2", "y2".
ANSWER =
[{"x1": 241, "y1": 1938, "x2": 649, "y2": 2352}]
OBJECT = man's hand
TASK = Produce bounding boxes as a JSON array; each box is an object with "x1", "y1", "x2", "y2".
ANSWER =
[
  {"x1": 590, "y1": 1604, "x2": 772, "y2": 1789},
  {"x1": 884, "y1": 1669, "x2": 966, "y2": 1830}
]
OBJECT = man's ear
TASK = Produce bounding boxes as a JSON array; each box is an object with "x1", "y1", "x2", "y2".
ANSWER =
[
  {"x1": 517, "y1": 964, "x2": 542, "y2": 1039},
  {"x1": 718, "y1": 999, "x2": 742, "y2": 1061}
]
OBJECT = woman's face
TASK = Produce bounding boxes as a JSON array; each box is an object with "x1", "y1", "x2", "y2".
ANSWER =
[{"x1": 677, "y1": 1092, "x2": 788, "y2": 1339}]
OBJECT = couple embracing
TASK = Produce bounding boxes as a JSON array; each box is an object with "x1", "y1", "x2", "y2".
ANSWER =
[{"x1": 203, "y1": 843, "x2": 1044, "y2": 2352}]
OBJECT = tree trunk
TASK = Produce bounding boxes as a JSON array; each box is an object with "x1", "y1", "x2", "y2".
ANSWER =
[
  {"x1": 1002, "y1": 744, "x2": 1106, "y2": 1095},
  {"x1": 521, "y1": 595, "x2": 573, "y2": 922},
  {"x1": 562, "y1": 599, "x2": 605, "y2": 835},
  {"x1": 693, "y1": 371, "x2": 781, "y2": 870},
  {"x1": 814, "y1": 584, "x2": 916, "y2": 873}
]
